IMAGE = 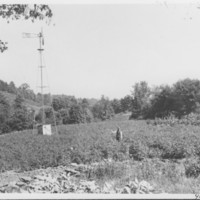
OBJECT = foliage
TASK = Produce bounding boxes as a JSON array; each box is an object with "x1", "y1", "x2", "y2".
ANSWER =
[
  {"x1": 173, "y1": 79, "x2": 200, "y2": 117},
  {"x1": 1, "y1": 119, "x2": 200, "y2": 175},
  {"x1": 0, "y1": 4, "x2": 53, "y2": 52},
  {"x1": 69, "y1": 104, "x2": 93, "y2": 124},
  {"x1": 19, "y1": 83, "x2": 36, "y2": 101},
  {"x1": 111, "y1": 99, "x2": 122, "y2": 114},
  {"x1": 52, "y1": 95, "x2": 77, "y2": 111},
  {"x1": 36, "y1": 93, "x2": 51, "y2": 106},
  {"x1": 184, "y1": 157, "x2": 200, "y2": 178},
  {"x1": 130, "y1": 79, "x2": 200, "y2": 120},
  {"x1": 130, "y1": 81, "x2": 151, "y2": 119},
  {"x1": 0, "y1": 40, "x2": 7, "y2": 52},
  {"x1": 129, "y1": 141, "x2": 148, "y2": 161},
  {"x1": 0, "y1": 80, "x2": 17, "y2": 94},
  {"x1": 149, "y1": 113, "x2": 200, "y2": 127},
  {"x1": 35, "y1": 106, "x2": 62, "y2": 125},
  {"x1": 0, "y1": 93, "x2": 11, "y2": 134},
  {"x1": 86, "y1": 160, "x2": 128, "y2": 181},
  {"x1": 0, "y1": 79, "x2": 120, "y2": 133},
  {"x1": 120, "y1": 95, "x2": 133, "y2": 113},
  {"x1": 147, "y1": 85, "x2": 175, "y2": 118},
  {"x1": 0, "y1": 4, "x2": 52, "y2": 21},
  {"x1": 92, "y1": 96, "x2": 114, "y2": 121},
  {"x1": 58, "y1": 108, "x2": 70, "y2": 124},
  {"x1": 8, "y1": 95, "x2": 33, "y2": 131}
]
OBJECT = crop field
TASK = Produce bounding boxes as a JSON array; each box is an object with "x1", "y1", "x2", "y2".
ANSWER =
[{"x1": 1, "y1": 114, "x2": 200, "y2": 193}]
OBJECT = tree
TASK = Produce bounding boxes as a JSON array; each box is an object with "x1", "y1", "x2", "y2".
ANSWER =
[
  {"x1": 52, "y1": 97, "x2": 61, "y2": 111},
  {"x1": 0, "y1": 80, "x2": 9, "y2": 91},
  {"x1": 13, "y1": 94, "x2": 24, "y2": 109},
  {"x1": 0, "y1": 79, "x2": 17, "y2": 94},
  {"x1": 8, "y1": 94, "x2": 33, "y2": 131},
  {"x1": 59, "y1": 108, "x2": 70, "y2": 124},
  {"x1": 68, "y1": 103, "x2": 93, "y2": 124},
  {"x1": 92, "y1": 96, "x2": 114, "y2": 121},
  {"x1": 173, "y1": 78, "x2": 200, "y2": 117},
  {"x1": 147, "y1": 85, "x2": 175, "y2": 118},
  {"x1": 69, "y1": 104, "x2": 86, "y2": 124},
  {"x1": 120, "y1": 95, "x2": 133, "y2": 112},
  {"x1": 0, "y1": 93, "x2": 11, "y2": 133},
  {"x1": 81, "y1": 98, "x2": 90, "y2": 108},
  {"x1": 0, "y1": 4, "x2": 53, "y2": 52},
  {"x1": 19, "y1": 83, "x2": 36, "y2": 101},
  {"x1": 111, "y1": 99, "x2": 122, "y2": 114},
  {"x1": 35, "y1": 106, "x2": 62, "y2": 125},
  {"x1": 130, "y1": 81, "x2": 151, "y2": 119},
  {"x1": 52, "y1": 95, "x2": 78, "y2": 111},
  {"x1": 8, "y1": 81, "x2": 17, "y2": 94}
]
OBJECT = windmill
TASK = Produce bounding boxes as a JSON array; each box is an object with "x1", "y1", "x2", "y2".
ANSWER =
[{"x1": 23, "y1": 29, "x2": 56, "y2": 135}]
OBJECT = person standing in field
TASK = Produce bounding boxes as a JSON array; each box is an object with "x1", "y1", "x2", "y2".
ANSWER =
[{"x1": 116, "y1": 126, "x2": 123, "y2": 142}]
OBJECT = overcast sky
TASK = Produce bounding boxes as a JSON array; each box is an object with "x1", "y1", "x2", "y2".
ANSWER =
[{"x1": 1, "y1": 2, "x2": 200, "y2": 99}]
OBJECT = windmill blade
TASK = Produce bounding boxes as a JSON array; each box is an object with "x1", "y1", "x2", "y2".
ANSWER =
[{"x1": 22, "y1": 32, "x2": 39, "y2": 38}]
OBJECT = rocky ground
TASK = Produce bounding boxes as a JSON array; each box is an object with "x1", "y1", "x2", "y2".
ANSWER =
[{"x1": 0, "y1": 162, "x2": 155, "y2": 194}]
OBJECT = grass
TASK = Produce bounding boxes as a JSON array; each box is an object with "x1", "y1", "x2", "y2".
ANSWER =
[{"x1": 2, "y1": 114, "x2": 200, "y2": 192}]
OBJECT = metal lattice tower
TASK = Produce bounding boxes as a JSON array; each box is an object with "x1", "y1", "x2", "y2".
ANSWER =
[
  {"x1": 23, "y1": 29, "x2": 58, "y2": 135},
  {"x1": 23, "y1": 29, "x2": 46, "y2": 124}
]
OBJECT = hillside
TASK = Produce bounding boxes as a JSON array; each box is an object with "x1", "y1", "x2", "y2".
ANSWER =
[{"x1": 0, "y1": 91, "x2": 41, "y2": 111}]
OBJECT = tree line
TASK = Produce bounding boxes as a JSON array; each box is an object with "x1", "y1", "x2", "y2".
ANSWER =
[
  {"x1": 130, "y1": 78, "x2": 200, "y2": 119},
  {"x1": 0, "y1": 80, "x2": 132, "y2": 134},
  {"x1": 1, "y1": 78, "x2": 199, "y2": 134}
]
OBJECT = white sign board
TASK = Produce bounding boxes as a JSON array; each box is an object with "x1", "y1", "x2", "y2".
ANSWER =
[{"x1": 42, "y1": 124, "x2": 52, "y2": 135}]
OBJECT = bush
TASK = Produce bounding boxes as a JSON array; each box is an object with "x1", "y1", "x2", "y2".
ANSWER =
[
  {"x1": 86, "y1": 161, "x2": 128, "y2": 181},
  {"x1": 149, "y1": 113, "x2": 200, "y2": 127},
  {"x1": 185, "y1": 158, "x2": 200, "y2": 178},
  {"x1": 129, "y1": 141, "x2": 148, "y2": 161}
]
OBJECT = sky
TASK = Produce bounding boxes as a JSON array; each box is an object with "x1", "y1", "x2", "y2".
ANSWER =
[{"x1": 1, "y1": 1, "x2": 200, "y2": 99}]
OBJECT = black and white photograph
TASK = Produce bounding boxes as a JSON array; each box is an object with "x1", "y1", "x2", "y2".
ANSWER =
[{"x1": 0, "y1": 0, "x2": 200, "y2": 198}]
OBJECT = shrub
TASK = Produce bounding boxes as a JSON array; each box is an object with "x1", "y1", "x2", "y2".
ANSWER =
[
  {"x1": 129, "y1": 141, "x2": 148, "y2": 161},
  {"x1": 150, "y1": 113, "x2": 200, "y2": 127},
  {"x1": 185, "y1": 158, "x2": 200, "y2": 178},
  {"x1": 86, "y1": 161, "x2": 128, "y2": 181}
]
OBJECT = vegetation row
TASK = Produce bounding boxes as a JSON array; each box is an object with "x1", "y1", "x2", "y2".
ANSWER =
[{"x1": 1, "y1": 120, "x2": 200, "y2": 178}]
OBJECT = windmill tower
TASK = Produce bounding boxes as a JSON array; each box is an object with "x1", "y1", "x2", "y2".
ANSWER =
[{"x1": 23, "y1": 29, "x2": 56, "y2": 135}]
